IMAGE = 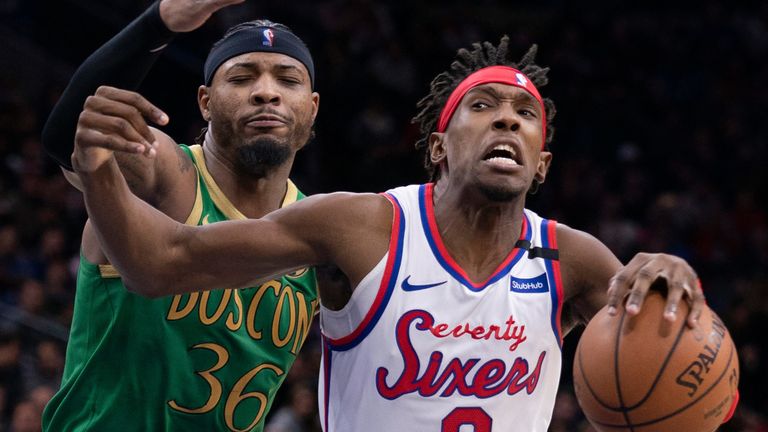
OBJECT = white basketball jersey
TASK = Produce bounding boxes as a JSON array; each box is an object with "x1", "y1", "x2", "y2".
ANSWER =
[{"x1": 319, "y1": 184, "x2": 565, "y2": 432}]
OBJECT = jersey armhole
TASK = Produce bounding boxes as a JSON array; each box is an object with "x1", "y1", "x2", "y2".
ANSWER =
[
  {"x1": 321, "y1": 192, "x2": 405, "y2": 351},
  {"x1": 542, "y1": 219, "x2": 565, "y2": 348}
]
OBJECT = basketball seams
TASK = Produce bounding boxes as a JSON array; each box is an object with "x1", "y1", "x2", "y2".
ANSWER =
[
  {"x1": 614, "y1": 310, "x2": 634, "y2": 430},
  {"x1": 621, "y1": 313, "x2": 689, "y2": 411},
  {"x1": 575, "y1": 293, "x2": 739, "y2": 431},
  {"x1": 575, "y1": 337, "x2": 618, "y2": 412},
  {"x1": 587, "y1": 341, "x2": 736, "y2": 429}
]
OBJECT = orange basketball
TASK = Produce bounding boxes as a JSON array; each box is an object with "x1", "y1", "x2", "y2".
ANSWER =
[{"x1": 573, "y1": 290, "x2": 739, "y2": 432}]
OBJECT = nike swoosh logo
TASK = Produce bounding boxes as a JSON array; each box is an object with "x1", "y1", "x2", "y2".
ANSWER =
[{"x1": 401, "y1": 276, "x2": 447, "y2": 292}]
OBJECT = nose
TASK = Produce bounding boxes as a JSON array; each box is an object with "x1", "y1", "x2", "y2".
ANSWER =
[
  {"x1": 249, "y1": 76, "x2": 281, "y2": 105},
  {"x1": 492, "y1": 105, "x2": 520, "y2": 132}
]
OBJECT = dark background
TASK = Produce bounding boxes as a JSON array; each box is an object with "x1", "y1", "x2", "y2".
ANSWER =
[{"x1": 0, "y1": 0, "x2": 766, "y2": 431}]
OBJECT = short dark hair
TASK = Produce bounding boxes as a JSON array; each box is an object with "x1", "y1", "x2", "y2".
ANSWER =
[{"x1": 412, "y1": 37, "x2": 557, "y2": 181}]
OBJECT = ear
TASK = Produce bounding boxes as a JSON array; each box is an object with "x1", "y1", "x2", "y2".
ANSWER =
[
  {"x1": 429, "y1": 132, "x2": 447, "y2": 166},
  {"x1": 310, "y1": 91, "x2": 320, "y2": 124},
  {"x1": 535, "y1": 150, "x2": 553, "y2": 184},
  {"x1": 197, "y1": 85, "x2": 211, "y2": 122}
]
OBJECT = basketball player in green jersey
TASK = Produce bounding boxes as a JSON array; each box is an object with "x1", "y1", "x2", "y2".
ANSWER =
[{"x1": 40, "y1": 1, "x2": 322, "y2": 430}]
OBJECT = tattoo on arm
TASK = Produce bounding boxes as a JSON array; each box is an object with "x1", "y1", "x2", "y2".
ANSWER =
[
  {"x1": 176, "y1": 146, "x2": 194, "y2": 174},
  {"x1": 116, "y1": 153, "x2": 154, "y2": 198}
]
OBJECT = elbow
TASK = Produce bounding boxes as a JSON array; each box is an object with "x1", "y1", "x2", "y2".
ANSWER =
[
  {"x1": 121, "y1": 261, "x2": 179, "y2": 299},
  {"x1": 119, "y1": 225, "x2": 197, "y2": 298},
  {"x1": 41, "y1": 123, "x2": 74, "y2": 170},
  {"x1": 123, "y1": 267, "x2": 189, "y2": 299},
  {"x1": 123, "y1": 277, "x2": 168, "y2": 299}
]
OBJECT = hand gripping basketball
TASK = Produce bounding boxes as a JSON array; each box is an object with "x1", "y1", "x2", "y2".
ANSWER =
[
  {"x1": 574, "y1": 290, "x2": 740, "y2": 431},
  {"x1": 606, "y1": 252, "x2": 705, "y2": 329}
]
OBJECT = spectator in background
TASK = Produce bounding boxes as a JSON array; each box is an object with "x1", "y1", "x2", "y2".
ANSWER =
[
  {"x1": 9, "y1": 399, "x2": 41, "y2": 432},
  {"x1": 0, "y1": 1, "x2": 766, "y2": 430},
  {"x1": 265, "y1": 381, "x2": 320, "y2": 432},
  {"x1": 20, "y1": 340, "x2": 62, "y2": 395},
  {"x1": 0, "y1": 328, "x2": 23, "y2": 425}
]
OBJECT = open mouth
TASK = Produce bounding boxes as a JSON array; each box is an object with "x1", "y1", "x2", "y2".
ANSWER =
[{"x1": 483, "y1": 144, "x2": 520, "y2": 166}]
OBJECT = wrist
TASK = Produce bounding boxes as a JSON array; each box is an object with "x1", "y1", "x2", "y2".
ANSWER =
[
  {"x1": 138, "y1": 1, "x2": 177, "y2": 51},
  {"x1": 77, "y1": 157, "x2": 123, "y2": 197},
  {"x1": 71, "y1": 147, "x2": 115, "y2": 177}
]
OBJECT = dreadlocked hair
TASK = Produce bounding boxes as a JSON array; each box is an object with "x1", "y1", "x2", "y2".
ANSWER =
[{"x1": 412, "y1": 37, "x2": 557, "y2": 181}]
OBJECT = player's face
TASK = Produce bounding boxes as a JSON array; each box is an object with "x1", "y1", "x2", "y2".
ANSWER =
[
  {"x1": 199, "y1": 52, "x2": 319, "y2": 177},
  {"x1": 433, "y1": 83, "x2": 551, "y2": 201}
]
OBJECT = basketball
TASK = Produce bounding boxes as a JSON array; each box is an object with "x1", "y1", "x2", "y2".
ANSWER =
[{"x1": 573, "y1": 289, "x2": 740, "y2": 432}]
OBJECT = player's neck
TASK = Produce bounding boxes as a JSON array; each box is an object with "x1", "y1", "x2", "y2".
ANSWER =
[
  {"x1": 432, "y1": 179, "x2": 527, "y2": 224},
  {"x1": 202, "y1": 144, "x2": 295, "y2": 218},
  {"x1": 431, "y1": 181, "x2": 526, "y2": 281}
]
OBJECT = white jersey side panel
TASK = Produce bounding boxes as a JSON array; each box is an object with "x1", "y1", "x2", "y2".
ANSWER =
[{"x1": 319, "y1": 184, "x2": 565, "y2": 432}]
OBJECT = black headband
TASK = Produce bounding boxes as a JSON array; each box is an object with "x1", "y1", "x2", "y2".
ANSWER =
[{"x1": 204, "y1": 26, "x2": 315, "y2": 88}]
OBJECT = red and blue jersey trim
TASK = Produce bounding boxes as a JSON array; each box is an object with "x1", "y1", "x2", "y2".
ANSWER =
[
  {"x1": 324, "y1": 193, "x2": 405, "y2": 351},
  {"x1": 541, "y1": 219, "x2": 564, "y2": 348},
  {"x1": 322, "y1": 193, "x2": 405, "y2": 430},
  {"x1": 322, "y1": 336, "x2": 332, "y2": 432},
  {"x1": 419, "y1": 183, "x2": 531, "y2": 291}
]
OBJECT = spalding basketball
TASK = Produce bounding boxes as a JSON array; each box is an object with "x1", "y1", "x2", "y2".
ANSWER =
[{"x1": 573, "y1": 289, "x2": 739, "y2": 432}]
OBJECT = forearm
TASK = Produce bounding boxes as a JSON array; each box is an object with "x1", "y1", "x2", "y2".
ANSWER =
[
  {"x1": 43, "y1": 1, "x2": 175, "y2": 169},
  {"x1": 80, "y1": 157, "x2": 186, "y2": 295}
]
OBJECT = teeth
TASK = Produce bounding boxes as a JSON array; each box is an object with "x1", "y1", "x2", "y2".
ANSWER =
[
  {"x1": 493, "y1": 144, "x2": 515, "y2": 153},
  {"x1": 487, "y1": 157, "x2": 518, "y2": 165}
]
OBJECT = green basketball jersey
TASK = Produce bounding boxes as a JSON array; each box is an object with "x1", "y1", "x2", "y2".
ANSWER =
[{"x1": 43, "y1": 145, "x2": 318, "y2": 432}]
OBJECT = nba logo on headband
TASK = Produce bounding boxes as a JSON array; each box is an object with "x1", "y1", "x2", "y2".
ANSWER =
[
  {"x1": 515, "y1": 73, "x2": 527, "y2": 86},
  {"x1": 261, "y1": 29, "x2": 275, "y2": 46}
]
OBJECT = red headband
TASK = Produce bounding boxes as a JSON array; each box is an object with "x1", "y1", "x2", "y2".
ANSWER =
[{"x1": 436, "y1": 66, "x2": 547, "y2": 148}]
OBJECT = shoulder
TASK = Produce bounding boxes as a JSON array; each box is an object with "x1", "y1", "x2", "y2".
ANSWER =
[
  {"x1": 150, "y1": 127, "x2": 191, "y2": 163},
  {"x1": 556, "y1": 223, "x2": 621, "y2": 296},
  {"x1": 143, "y1": 127, "x2": 197, "y2": 219}
]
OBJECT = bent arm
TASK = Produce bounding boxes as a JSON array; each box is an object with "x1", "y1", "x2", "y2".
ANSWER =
[
  {"x1": 42, "y1": 2, "x2": 175, "y2": 169},
  {"x1": 557, "y1": 224, "x2": 622, "y2": 335},
  {"x1": 558, "y1": 224, "x2": 705, "y2": 334}
]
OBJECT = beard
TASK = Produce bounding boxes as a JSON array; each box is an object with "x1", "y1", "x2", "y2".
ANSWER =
[{"x1": 235, "y1": 136, "x2": 292, "y2": 178}]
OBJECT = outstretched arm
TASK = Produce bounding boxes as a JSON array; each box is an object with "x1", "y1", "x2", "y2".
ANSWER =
[
  {"x1": 76, "y1": 153, "x2": 323, "y2": 297},
  {"x1": 42, "y1": 0, "x2": 244, "y2": 169},
  {"x1": 72, "y1": 119, "x2": 392, "y2": 298}
]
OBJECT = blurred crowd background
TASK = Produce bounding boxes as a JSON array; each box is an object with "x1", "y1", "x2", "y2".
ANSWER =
[{"x1": 1, "y1": 0, "x2": 767, "y2": 431}]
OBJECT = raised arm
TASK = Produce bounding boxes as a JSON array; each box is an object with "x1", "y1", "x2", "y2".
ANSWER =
[
  {"x1": 557, "y1": 225, "x2": 621, "y2": 335},
  {"x1": 42, "y1": 0, "x2": 244, "y2": 169}
]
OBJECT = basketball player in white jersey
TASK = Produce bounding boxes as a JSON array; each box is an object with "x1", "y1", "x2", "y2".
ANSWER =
[{"x1": 70, "y1": 38, "x2": 715, "y2": 431}]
